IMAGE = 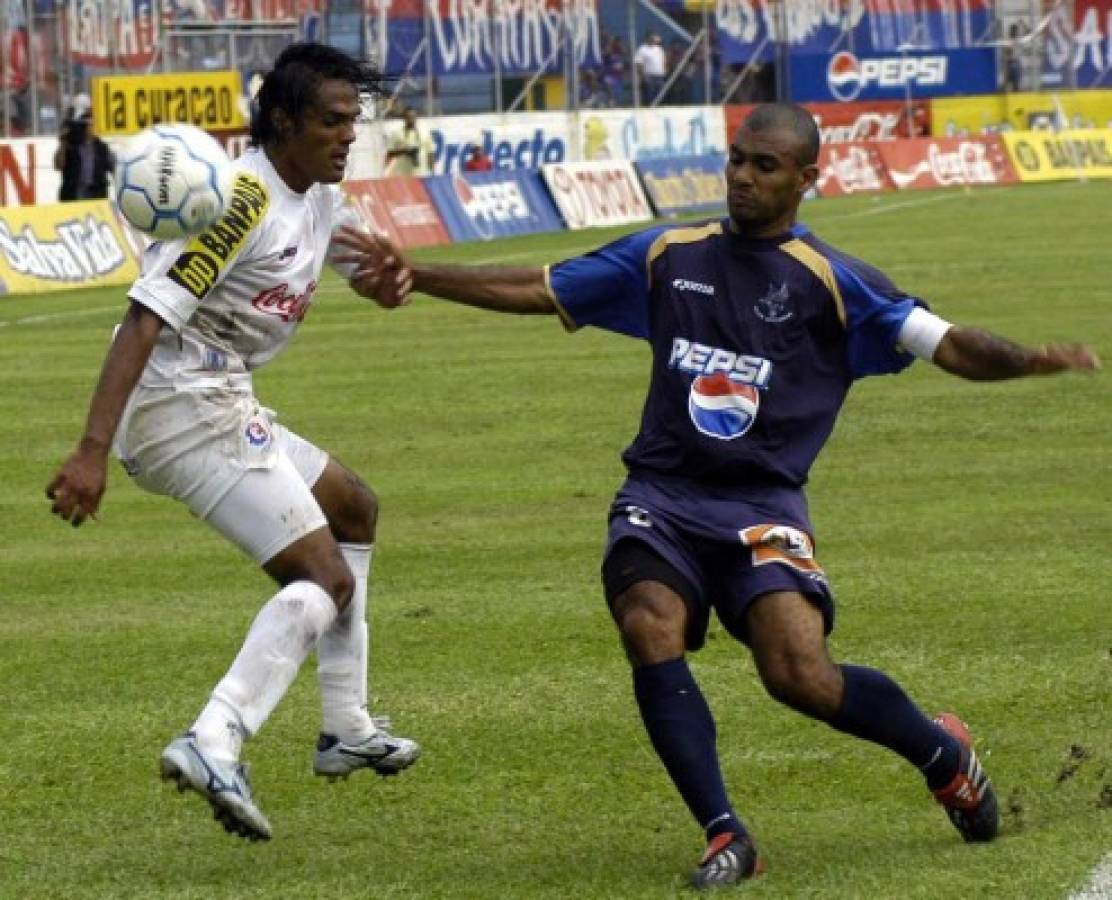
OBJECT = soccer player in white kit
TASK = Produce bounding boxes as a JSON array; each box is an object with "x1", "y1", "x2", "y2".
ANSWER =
[{"x1": 46, "y1": 43, "x2": 418, "y2": 841}]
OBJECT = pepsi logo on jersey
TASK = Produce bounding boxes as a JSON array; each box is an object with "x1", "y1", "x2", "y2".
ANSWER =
[
  {"x1": 688, "y1": 373, "x2": 759, "y2": 440},
  {"x1": 669, "y1": 337, "x2": 772, "y2": 388}
]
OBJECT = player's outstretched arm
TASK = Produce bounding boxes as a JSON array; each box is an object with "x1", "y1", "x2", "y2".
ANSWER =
[
  {"x1": 932, "y1": 326, "x2": 1100, "y2": 381},
  {"x1": 46, "y1": 301, "x2": 164, "y2": 527},
  {"x1": 332, "y1": 226, "x2": 555, "y2": 315}
]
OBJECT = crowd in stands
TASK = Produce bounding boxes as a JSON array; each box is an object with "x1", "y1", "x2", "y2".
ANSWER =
[{"x1": 577, "y1": 29, "x2": 777, "y2": 108}]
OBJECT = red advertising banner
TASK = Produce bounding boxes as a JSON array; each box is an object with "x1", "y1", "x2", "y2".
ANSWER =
[
  {"x1": 342, "y1": 178, "x2": 450, "y2": 250},
  {"x1": 876, "y1": 136, "x2": 1018, "y2": 190},
  {"x1": 66, "y1": 0, "x2": 158, "y2": 68},
  {"x1": 726, "y1": 101, "x2": 931, "y2": 144},
  {"x1": 816, "y1": 143, "x2": 892, "y2": 196}
]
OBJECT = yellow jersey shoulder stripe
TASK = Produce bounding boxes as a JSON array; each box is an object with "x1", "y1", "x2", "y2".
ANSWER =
[
  {"x1": 645, "y1": 221, "x2": 723, "y2": 286},
  {"x1": 542, "y1": 263, "x2": 578, "y2": 332},
  {"x1": 778, "y1": 238, "x2": 846, "y2": 327}
]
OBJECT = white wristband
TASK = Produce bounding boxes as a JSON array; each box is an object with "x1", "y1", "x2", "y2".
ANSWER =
[{"x1": 898, "y1": 307, "x2": 953, "y2": 360}]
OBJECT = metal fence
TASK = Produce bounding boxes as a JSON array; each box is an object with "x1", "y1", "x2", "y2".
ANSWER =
[{"x1": 0, "y1": 0, "x2": 1102, "y2": 140}]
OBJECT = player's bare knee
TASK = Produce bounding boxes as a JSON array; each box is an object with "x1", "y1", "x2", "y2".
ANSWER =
[
  {"x1": 757, "y1": 648, "x2": 841, "y2": 718},
  {"x1": 614, "y1": 593, "x2": 686, "y2": 662}
]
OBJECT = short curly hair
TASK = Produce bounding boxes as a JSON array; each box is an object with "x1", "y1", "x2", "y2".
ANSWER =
[
  {"x1": 249, "y1": 42, "x2": 388, "y2": 147},
  {"x1": 739, "y1": 103, "x2": 821, "y2": 166}
]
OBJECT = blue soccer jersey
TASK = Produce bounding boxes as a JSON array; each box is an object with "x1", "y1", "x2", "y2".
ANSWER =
[{"x1": 546, "y1": 218, "x2": 924, "y2": 489}]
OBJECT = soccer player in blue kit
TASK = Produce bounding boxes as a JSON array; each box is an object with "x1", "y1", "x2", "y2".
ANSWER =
[{"x1": 334, "y1": 104, "x2": 1100, "y2": 888}]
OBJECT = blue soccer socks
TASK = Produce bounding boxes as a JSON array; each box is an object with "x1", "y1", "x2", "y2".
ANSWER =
[
  {"x1": 828, "y1": 664, "x2": 962, "y2": 790},
  {"x1": 632, "y1": 658, "x2": 747, "y2": 839}
]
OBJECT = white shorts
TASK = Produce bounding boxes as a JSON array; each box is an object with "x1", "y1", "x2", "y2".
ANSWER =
[{"x1": 114, "y1": 384, "x2": 329, "y2": 564}]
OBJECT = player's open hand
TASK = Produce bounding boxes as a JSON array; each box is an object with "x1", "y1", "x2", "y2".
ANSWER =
[
  {"x1": 332, "y1": 227, "x2": 413, "y2": 309},
  {"x1": 46, "y1": 442, "x2": 108, "y2": 527},
  {"x1": 1030, "y1": 343, "x2": 1102, "y2": 375}
]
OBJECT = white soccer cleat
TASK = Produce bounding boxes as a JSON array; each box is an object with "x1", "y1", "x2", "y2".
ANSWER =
[
  {"x1": 313, "y1": 726, "x2": 421, "y2": 780},
  {"x1": 159, "y1": 732, "x2": 272, "y2": 841}
]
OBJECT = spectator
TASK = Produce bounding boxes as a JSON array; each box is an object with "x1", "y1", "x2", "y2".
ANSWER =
[
  {"x1": 634, "y1": 33, "x2": 666, "y2": 105},
  {"x1": 666, "y1": 38, "x2": 693, "y2": 105},
  {"x1": 462, "y1": 143, "x2": 492, "y2": 172},
  {"x1": 53, "y1": 111, "x2": 115, "y2": 202},
  {"x1": 384, "y1": 106, "x2": 434, "y2": 177},
  {"x1": 578, "y1": 67, "x2": 605, "y2": 109},
  {"x1": 1003, "y1": 21, "x2": 1028, "y2": 93},
  {"x1": 601, "y1": 35, "x2": 628, "y2": 106}
]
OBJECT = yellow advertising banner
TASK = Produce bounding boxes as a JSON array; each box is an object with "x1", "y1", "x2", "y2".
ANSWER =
[
  {"x1": 1002, "y1": 129, "x2": 1112, "y2": 182},
  {"x1": 92, "y1": 70, "x2": 246, "y2": 136},
  {"x1": 0, "y1": 200, "x2": 140, "y2": 295},
  {"x1": 932, "y1": 91, "x2": 1112, "y2": 137}
]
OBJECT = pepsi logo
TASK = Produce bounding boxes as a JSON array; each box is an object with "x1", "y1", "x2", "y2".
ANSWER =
[
  {"x1": 451, "y1": 176, "x2": 532, "y2": 240},
  {"x1": 688, "y1": 373, "x2": 759, "y2": 440},
  {"x1": 827, "y1": 51, "x2": 947, "y2": 102},
  {"x1": 827, "y1": 52, "x2": 862, "y2": 102}
]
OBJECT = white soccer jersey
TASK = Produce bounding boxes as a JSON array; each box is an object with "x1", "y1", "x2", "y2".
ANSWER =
[
  {"x1": 129, "y1": 147, "x2": 355, "y2": 385},
  {"x1": 113, "y1": 147, "x2": 360, "y2": 521}
]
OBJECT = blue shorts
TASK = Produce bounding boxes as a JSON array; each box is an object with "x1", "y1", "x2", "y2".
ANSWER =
[{"x1": 603, "y1": 472, "x2": 835, "y2": 649}]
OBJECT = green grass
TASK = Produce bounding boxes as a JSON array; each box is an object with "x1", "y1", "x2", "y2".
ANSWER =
[{"x1": 1, "y1": 182, "x2": 1109, "y2": 898}]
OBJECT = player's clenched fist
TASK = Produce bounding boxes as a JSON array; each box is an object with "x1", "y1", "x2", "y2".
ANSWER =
[
  {"x1": 332, "y1": 226, "x2": 414, "y2": 309},
  {"x1": 46, "y1": 442, "x2": 107, "y2": 527}
]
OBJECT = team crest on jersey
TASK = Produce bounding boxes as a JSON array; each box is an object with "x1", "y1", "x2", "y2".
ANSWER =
[
  {"x1": 753, "y1": 282, "x2": 793, "y2": 323},
  {"x1": 688, "y1": 373, "x2": 760, "y2": 440},
  {"x1": 168, "y1": 172, "x2": 269, "y2": 300},
  {"x1": 245, "y1": 416, "x2": 272, "y2": 447}
]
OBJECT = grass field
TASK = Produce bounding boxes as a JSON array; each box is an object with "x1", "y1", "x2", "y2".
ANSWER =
[{"x1": 1, "y1": 181, "x2": 1109, "y2": 899}]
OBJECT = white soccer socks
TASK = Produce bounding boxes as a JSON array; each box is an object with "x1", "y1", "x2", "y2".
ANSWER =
[
  {"x1": 192, "y1": 579, "x2": 338, "y2": 761},
  {"x1": 316, "y1": 542, "x2": 377, "y2": 744}
]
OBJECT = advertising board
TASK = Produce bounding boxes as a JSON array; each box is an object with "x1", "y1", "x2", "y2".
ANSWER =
[
  {"x1": 540, "y1": 161, "x2": 653, "y2": 230},
  {"x1": 423, "y1": 170, "x2": 564, "y2": 242},
  {"x1": 792, "y1": 48, "x2": 998, "y2": 104},
  {"x1": 1002, "y1": 129, "x2": 1112, "y2": 181},
  {"x1": 635, "y1": 155, "x2": 726, "y2": 216},
  {"x1": 342, "y1": 178, "x2": 450, "y2": 249},
  {"x1": 815, "y1": 143, "x2": 891, "y2": 196},
  {"x1": 876, "y1": 137, "x2": 1017, "y2": 190},
  {"x1": 0, "y1": 199, "x2": 139, "y2": 295}
]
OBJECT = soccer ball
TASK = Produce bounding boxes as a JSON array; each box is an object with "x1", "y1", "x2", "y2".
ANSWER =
[{"x1": 114, "y1": 124, "x2": 232, "y2": 241}]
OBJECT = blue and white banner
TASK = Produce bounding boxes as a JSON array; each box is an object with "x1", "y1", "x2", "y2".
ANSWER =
[
  {"x1": 421, "y1": 112, "x2": 572, "y2": 176},
  {"x1": 579, "y1": 107, "x2": 727, "y2": 162},
  {"x1": 634, "y1": 155, "x2": 726, "y2": 217},
  {"x1": 714, "y1": 1, "x2": 993, "y2": 65},
  {"x1": 1042, "y1": 0, "x2": 1112, "y2": 89},
  {"x1": 423, "y1": 170, "x2": 564, "y2": 242},
  {"x1": 367, "y1": 0, "x2": 600, "y2": 77},
  {"x1": 791, "y1": 48, "x2": 998, "y2": 103}
]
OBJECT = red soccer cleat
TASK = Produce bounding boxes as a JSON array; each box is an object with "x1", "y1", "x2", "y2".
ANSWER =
[{"x1": 932, "y1": 712, "x2": 1000, "y2": 842}]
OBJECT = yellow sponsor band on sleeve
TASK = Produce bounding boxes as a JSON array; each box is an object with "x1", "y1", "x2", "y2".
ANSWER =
[{"x1": 168, "y1": 172, "x2": 269, "y2": 299}]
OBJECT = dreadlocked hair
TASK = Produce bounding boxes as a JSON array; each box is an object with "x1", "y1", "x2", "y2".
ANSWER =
[{"x1": 249, "y1": 42, "x2": 390, "y2": 147}]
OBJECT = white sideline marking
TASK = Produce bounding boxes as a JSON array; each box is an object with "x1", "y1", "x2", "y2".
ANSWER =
[
  {"x1": 821, "y1": 185, "x2": 1024, "y2": 221},
  {"x1": 1069, "y1": 853, "x2": 1112, "y2": 900},
  {"x1": 0, "y1": 304, "x2": 121, "y2": 328}
]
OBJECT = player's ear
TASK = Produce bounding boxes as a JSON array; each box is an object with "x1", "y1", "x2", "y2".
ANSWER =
[{"x1": 798, "y1": 163, "x2": 819, "y2": 196}]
